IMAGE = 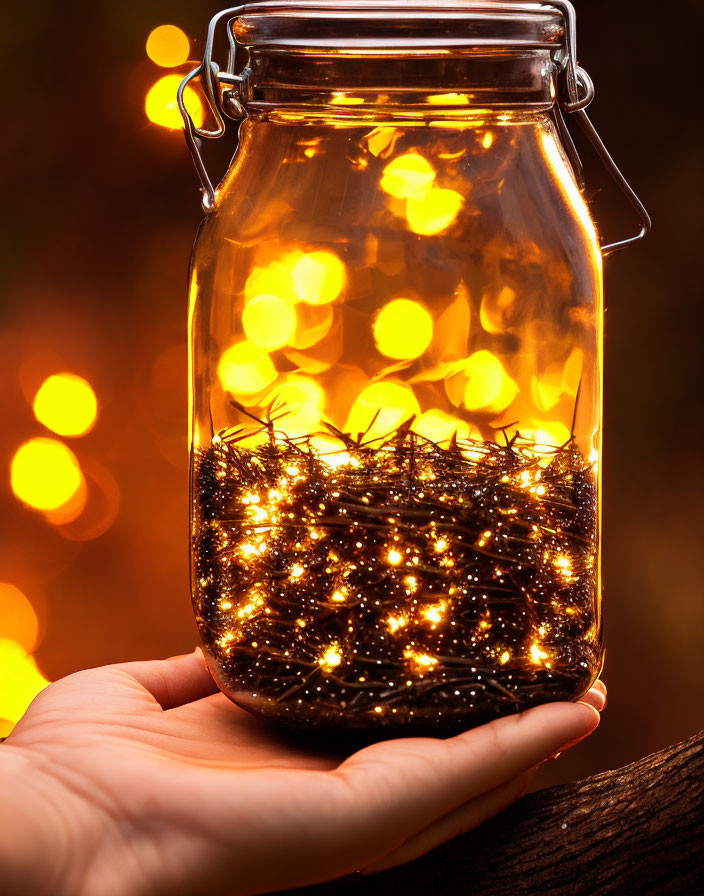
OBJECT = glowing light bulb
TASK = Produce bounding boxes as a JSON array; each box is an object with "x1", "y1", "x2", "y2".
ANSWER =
[
  {"x1": 242, "y1": 294, "x2": 297, "y2": 350},
  {"x1": 145, "y1": 74, "x2": 204, "y2": 130},
  {"x1": 292, "y1": 251, "x2": 346, "y2": 305},
  {"x1": 387, "y1": 549, "x2": 403, "y2": 566},
  {"x1": 387, "y1": 615, "x2": 407, "y2": 633},
  {"x1": 422, "y1": 602, "x2": 446, "y2": 625},
  {"x1": 218, "y1": 341, "x2": 277, "y2": 395},
  {"x1": 146, "y1": 25, "x2": 190, "y2": 68},
  {"x1": 482, "y1": 131, "x2": 494, "y2": 149},
  {"x1": 319, "y1": 645, "x2": 342, "y2": 670},
  {"x1": 500, "y1": 650, "x2": 510, "y2": 664},
  {"x1": 11, "y1": 438, "x2": 83, "y2": 512},
  {"x1": 33, "y1": 373, "x2": 98, "y2": 437},
  {"x1": 373, "y1": 298, "x2": 433, "y2": 360},
  {"x1": 404, "y1": 648, "x2": 439, "y2": 672},
  {"x1": 406, "y1": 188, "x2": 463, "y2": 236},
  {"x1": 463, "y1": 351, "x2": 518, "y2": 414},
  {"x1": 380, "y1": 153, "x2": 435, "y2": 199},
  {"x1": 530, "y1": 642, "x2": 549, "y2": 665}
]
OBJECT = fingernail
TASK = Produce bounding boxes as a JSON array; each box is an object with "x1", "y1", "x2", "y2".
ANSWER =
[{"x1": 579, "y1": 688, "x2": 606, "y2": 713}]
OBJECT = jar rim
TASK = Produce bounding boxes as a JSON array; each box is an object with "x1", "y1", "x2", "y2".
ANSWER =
[{"x1": 234, "y1": 1, "x2": 565, "y2": 53}]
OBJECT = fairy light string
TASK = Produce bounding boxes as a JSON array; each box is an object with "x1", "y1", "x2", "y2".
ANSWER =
[{"x1": 193, "y1": 406, "x2": 600, "y2": 736}]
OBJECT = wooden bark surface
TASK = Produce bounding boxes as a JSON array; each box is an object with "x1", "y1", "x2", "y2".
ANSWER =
[{"x1": 293, "y1": 731, "x2": 703, "y2": 896}]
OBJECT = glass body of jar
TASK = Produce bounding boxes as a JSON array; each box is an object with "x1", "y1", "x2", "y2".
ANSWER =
[{"x1": 189, "y1": 11, "x2": 604, "y2": 742}]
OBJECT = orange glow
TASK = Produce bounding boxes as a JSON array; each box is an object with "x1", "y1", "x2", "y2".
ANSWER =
[
  {"x1": 427, "y1": 93, "x2": 470, "y2": 105},
  {"x1": 264, "y1": 375, "x2": 325, "y2": 435},
  {"x1": 412, "y1": 409, "x2": 472, "y2": 444},
  {"x1": 43, "y1": 458, "x2": 119, "y2": 540},
  {"x1": 381, "y1": 153, "x2": 435, "y2": 200},
  {"x1": 404, "y1": 648, "x2": 439, "y2": 672},
  {"x1": 480, "y1": 286, "x2": 516, "y2": 334},
  {"x1": 0, "y1": 584, "x2": 39, "y2": 653},
  {"x1": 146, "y1": 25, "x2": 190, "y2": 68},
  {"x1": 42, "y1": 475, "x2": 88, "y2": 526},
  {"x1": 531, "y1": 366, "x2": 564, "y2": 412},
  {"x1": 289, "y1": 303, "x2": 334, "y2": 351},
  {"x1": 463, "y1": 351, "x2": 518, "y2": 414},
  {"x1": 245, "y1": 253, "x2": 302, "y2": 305},
  {"x1": 540, "y1": 132, "x2": 601, "y2": 266},
  {"x1": 533, "y1": 421, "x2": 572, "y2": 450},
  {"x1": 421, "y1": 601, "x2": 447, "y2": 625},
  {"x1": 0, "y1": 639, "x2": 50, "y2": 726},
  {"x1": 366, "y1": 127, "x2": 400, "y2": 158},
  {"x1": 11, "y1": 438, "x2": 83, "y2": 512},
  {"x1": 330, "y1": 93, "x2": 364, "y2": 105},
  {"x1": 292, "y1": 251, "x2": 346, "y2": 305},
  {"x1": 562, "y1": 348, "x2": 584, "y2": 396},
  {"x1": 242, "y1": 294, "x2": 297, "y2": 350},
  {"x1": 406, "y1": 187, "x2": 463, "y2": 235},
  {"x1": 146, "y1": 74, "x2": 204, "y2": 130},
  {"x1": 373, "y1": 298, "x2": 433, "y2": 360},
  {"x1": 33, "y1": 373, "x2": 98, "y2": 437},
  {"x1": 308, "y1": 435, "x2": 353, "y2": 467},
  {"x1": 529, "y1": 642, "x2": 549, "y2": 665},
  {"x1": 218, "y1": 341, "x2": 277, "y2": 395},
  {"x1": 319, "y1": 644, "x2": 343, "y2": 670},
  {"x1": 482, "y1": 132, "x2": 494, "y2": 149},
  {"x1": 345, "y1": 381, "x2": 421, "y2": 442}
]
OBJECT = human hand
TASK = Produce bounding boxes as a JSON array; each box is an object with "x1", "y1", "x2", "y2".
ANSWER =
[{"x1": 0, "y1": 649, "x2": 605, "y2": 896}]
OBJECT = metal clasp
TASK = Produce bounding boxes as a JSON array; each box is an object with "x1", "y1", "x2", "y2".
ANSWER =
[
  {"x1": 177, "y1": 5, "x2": 248, "y2": 213},
  {"x1": 549, "y1": 0, "x2": 651, "y2": 255},
  {"x1": 179, "y1": 2, "x2": 651, "y2": 255}
]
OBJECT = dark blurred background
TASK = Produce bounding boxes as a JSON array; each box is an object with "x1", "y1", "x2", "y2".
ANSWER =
[{"x1": 0, "y1": 0, "x2": 702, "y2": 787}]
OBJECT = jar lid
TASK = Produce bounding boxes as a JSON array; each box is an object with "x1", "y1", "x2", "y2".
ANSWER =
[{"x1": 234, "y1": 1, "x2": 565, "y2": 52}]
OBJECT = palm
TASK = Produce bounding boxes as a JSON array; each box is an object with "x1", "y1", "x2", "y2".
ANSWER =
[{"x1": 4, "y1": 650, "x2": 604, "y2": 896}]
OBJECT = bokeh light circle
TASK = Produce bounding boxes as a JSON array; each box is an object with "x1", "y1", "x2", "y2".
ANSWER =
[
  {"x1": 218, "y1": 341, "x2": 277, "y2": 396},
  {"x1": 146, "y1": 74, "x2": 204, "y2": 130},
  {"x1": 0, "y1": 639, "x2": 50, "y2": 726},
  {"x1": 292, "y1": 251, "x2": 346, "y2": 305},
  {"x1": 242, "y1": 294, "x2": 297, "y2": 350},
  {"x1": 33, "y1": 373, "x2": 98, "y2": 437},
  {"x1": 11, "y1": 438, "x2": 83, "y2": 512},
  {"x1": 373, "y1": 298, "x2": 434, "y2": 360},
  {"x1": 146, "y1": 25, "x2": 190, "y2": 68},
  {"x1": 0, "y1": 584, "x2": 39, "y2": 652}
]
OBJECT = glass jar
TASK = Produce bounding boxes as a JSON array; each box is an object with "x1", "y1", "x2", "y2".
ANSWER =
[{"x1": 183, "y1": 2, "x2": 648, "y2": 741}]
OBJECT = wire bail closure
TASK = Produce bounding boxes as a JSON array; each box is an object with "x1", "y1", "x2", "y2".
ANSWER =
[{"x1": 178, "y1": 1, "x2": 650, "y2": 254}]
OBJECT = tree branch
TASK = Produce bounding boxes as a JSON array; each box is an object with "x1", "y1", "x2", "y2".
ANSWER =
[{"x1": 294, "y1": 730, "x2": 704, "y2": 895}]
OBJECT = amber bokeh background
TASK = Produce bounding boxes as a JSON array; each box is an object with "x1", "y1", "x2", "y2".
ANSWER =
[{"x1": 1, "y1": 0, "x2": 702, "y2": 786}]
